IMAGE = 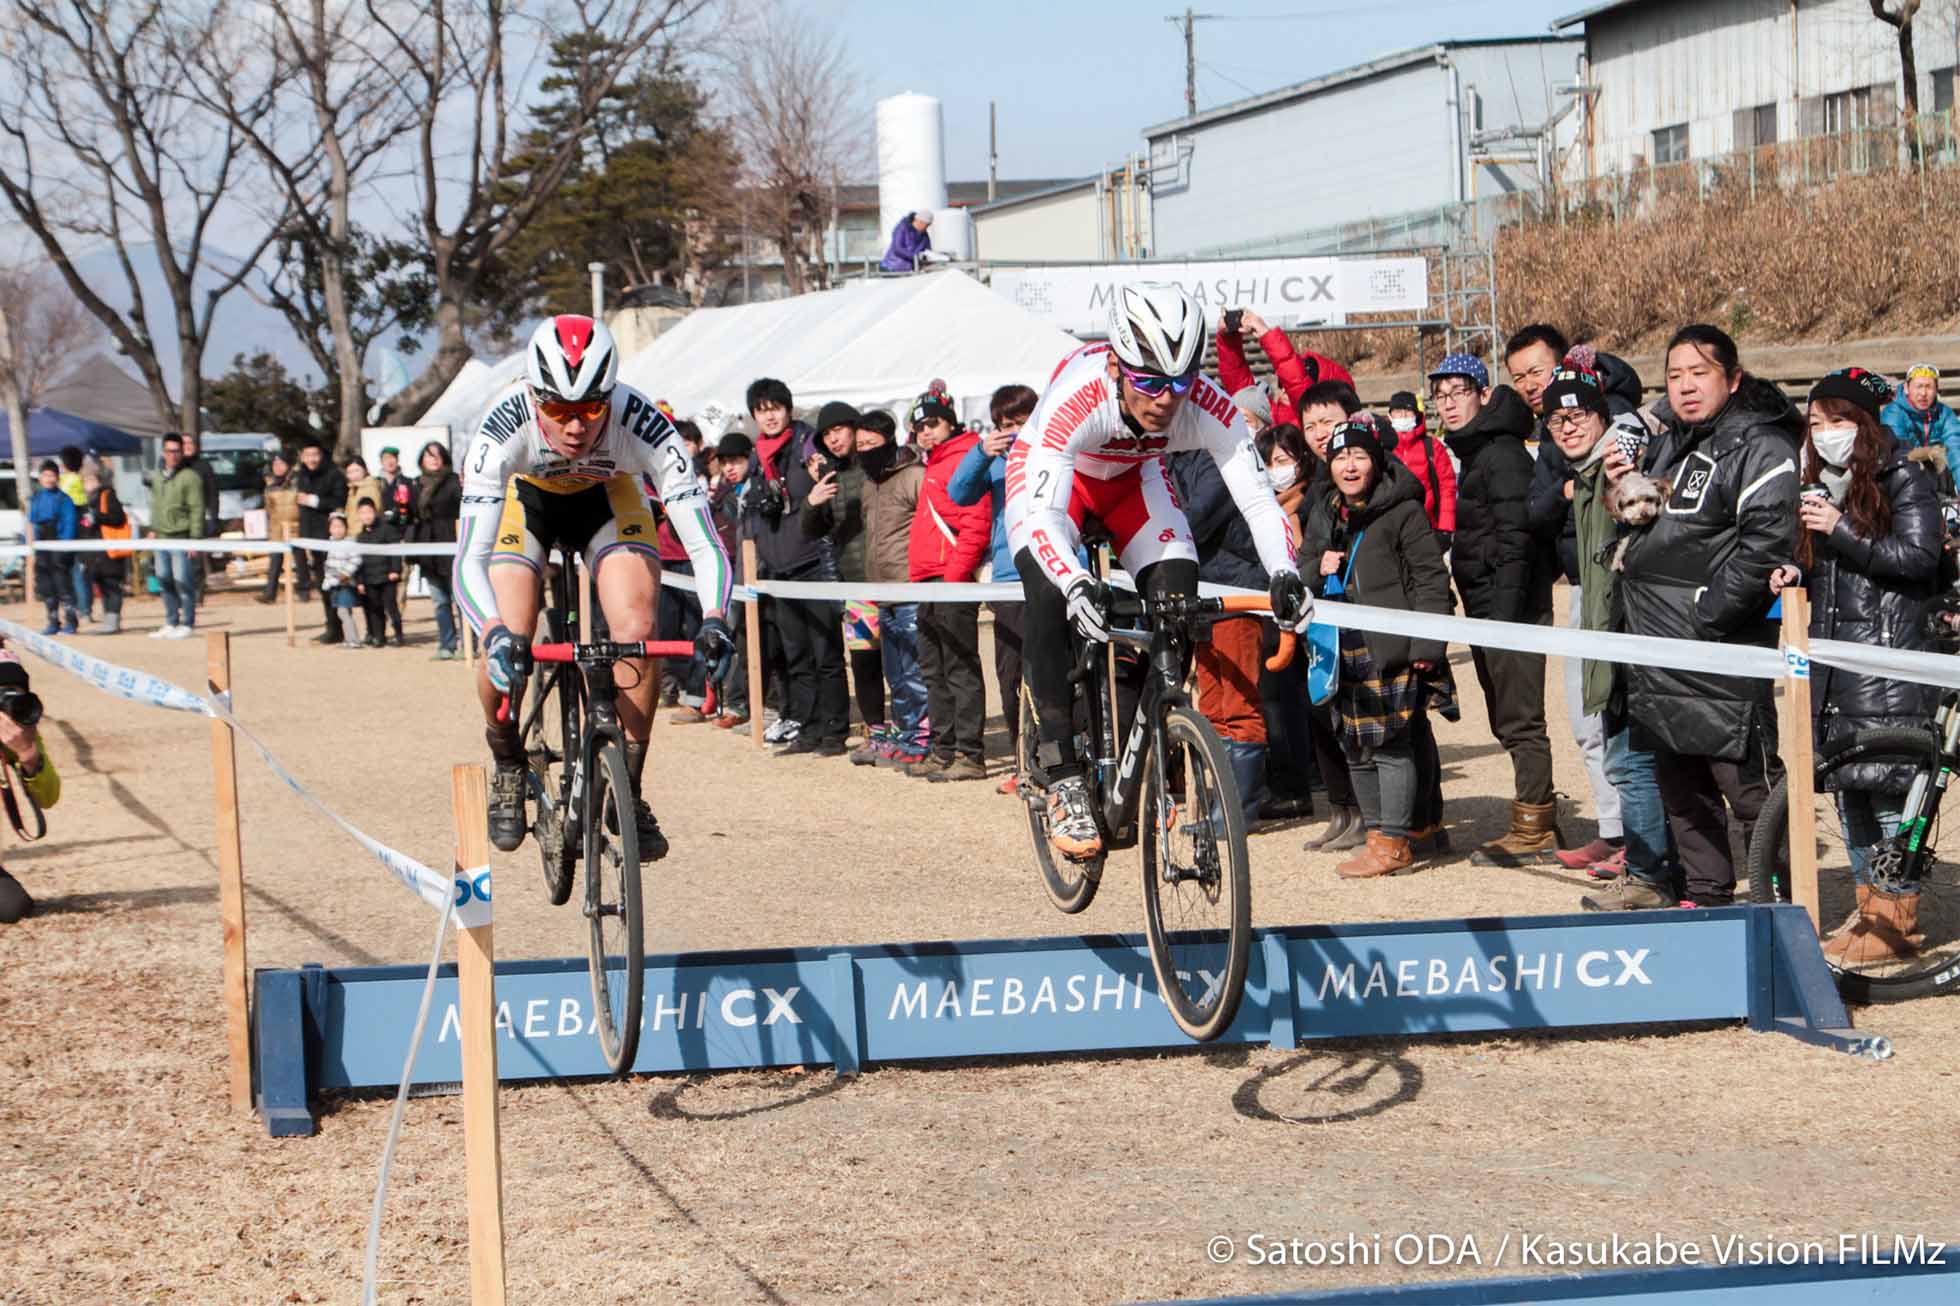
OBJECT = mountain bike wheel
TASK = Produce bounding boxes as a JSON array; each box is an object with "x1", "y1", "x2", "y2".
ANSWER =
[
  {"x1": 1020, "y1": 687, "x2": 1102, "y2": 913},
  {"x1": 1141, "y1": 704, "x2": 1251, "y2": 1041},
  {"x1": 1747, "y1": 726, "x2": 1960, "y2": 1003},
  {"x1": 523, "y1": 664, "x2": 583, "y2": 906},
  {"x1": 584, "y1": 736, "x2": 644, "y2": 1074}
]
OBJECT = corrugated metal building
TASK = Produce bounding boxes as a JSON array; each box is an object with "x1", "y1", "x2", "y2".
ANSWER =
[
  {"x1": 1140, "y1": 38, "x2": 1583, "y2": 258},
  {"x1": 1557, "y1": 0, "x2": 1960, "y2": 173}
]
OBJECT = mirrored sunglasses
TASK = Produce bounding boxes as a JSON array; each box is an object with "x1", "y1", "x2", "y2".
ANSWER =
[{"x1": 1120, "y1": 365, "x2": 1199, "y2": 397}]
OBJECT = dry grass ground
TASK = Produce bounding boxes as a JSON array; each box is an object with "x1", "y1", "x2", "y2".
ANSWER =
[{"x1": 1, "y1": 588, "x2": 1955, "y2": 1304}]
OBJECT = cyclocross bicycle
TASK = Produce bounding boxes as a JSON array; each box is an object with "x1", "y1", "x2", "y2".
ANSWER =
[
  {"x1": 1015, "y1": 559, "x2": 1295, "y2": 1041},
  {"x1": 505, "y1": 559, "x2": 695, "y2": 1073},
  {"x1": 1747, "y1": 611, "x2": 1960, "y2": 1004}
]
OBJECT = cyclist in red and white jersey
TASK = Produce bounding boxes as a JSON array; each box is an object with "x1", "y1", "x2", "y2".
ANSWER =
[
  {"x1": 1005, "y1": 282, "x2": 1314, "y2": 859},
  {"x1": 456, "y1": 315, "x2": 735, "y2": 855}
]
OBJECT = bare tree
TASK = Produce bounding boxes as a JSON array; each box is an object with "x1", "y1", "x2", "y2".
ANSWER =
[
  {"x1": 0, "y1": 262, "x2": 100, "y2": 519},
  {"x1": 0, "y1": 1, "x2": 285, "y2": 439},
  {"x1": 1873, "y1": 1, "x2": 1927, "y2": 149},
  {"x1": 188, "y1": 0, "x2": 420, "y2": 453},
  {"x1": 722, "y1": 2, "x2": 866, "y2": 296},
  {"x1": 361, "y1": 0, "x2": 710, "y2": 424}
]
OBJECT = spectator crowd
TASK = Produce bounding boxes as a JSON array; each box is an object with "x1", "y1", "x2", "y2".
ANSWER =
[{"x1": 659, "y1": 318, "x2": 1960, "y2": 965}]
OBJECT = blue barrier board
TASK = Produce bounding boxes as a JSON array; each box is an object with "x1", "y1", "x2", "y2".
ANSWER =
[{"x1": 253, "y1": 905, "x2": 1862, "y2": 1136}]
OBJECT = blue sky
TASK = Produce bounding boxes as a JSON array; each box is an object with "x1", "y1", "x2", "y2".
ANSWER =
[{"x1": 806, "y1": 0, "x2": 1586, "y2": 182}]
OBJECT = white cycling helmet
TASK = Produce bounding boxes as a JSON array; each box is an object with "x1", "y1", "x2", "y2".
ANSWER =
[
  {"x1": 526, "y1": 314, "x2": 619, "y2": 403},
  {"x1": 1107, "y1": 282, "x2": 1205, "y2": 379}
]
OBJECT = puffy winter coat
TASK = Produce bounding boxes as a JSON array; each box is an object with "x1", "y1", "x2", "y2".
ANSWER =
[
  {"x1": 292, "y1": 460, "x2": 347, "y2": 538},
  {"x1": 908, "y1": 432, "x2": 992, "y2": 582},
  {"x1": 947, "y1": 439, "x2": 1016, "y2": 581},
  {"x1": 797, "y1": 456, "x2": 869, "y2": 583},
  {"x1": 1390, "y1": 415, "x2": 1457, "y2": 533},
  {"x1": 741, "y1": 421, "x2": 828, "y2": 579},
  {"x1": 1300, "y1": 459, "x2": 1454, "y2": 673},
  {"x1": 1169, "y1": 449, "x2": 1268, "y2": 592},
  {"x1": 1617, "y1": 377, "x2": 1802, "y2": 760},
  {"x1": 1528, "y1": 352, "x2": 1645, "y2": 583},
  {"x1": 1803, "y1": 437, "x2": 1943, "y2": 791},
  {"x1": 1215, "y1": 321, "x2": 1352, "y2": 429},
  {"x1": 1881, "y1": 394, "x2": 1960, "y2": 476},
  {"x1": 859, "y1": 448, "x2": 923, "y2": 584},
  {"x1": 1442, "y1": 386, "x2": 1550, "y2": 623},
  {"x1": 879, "y1": 214, "x2": 933, "y2": 272}
]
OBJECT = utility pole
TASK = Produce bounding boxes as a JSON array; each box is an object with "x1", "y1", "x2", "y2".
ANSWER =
[
  {"x1": 988, "y1": 101, "x2": 998, "y2": 202},
  {"x1": 1165, "y1": 10, "x2": 1219, "y2": 117}
]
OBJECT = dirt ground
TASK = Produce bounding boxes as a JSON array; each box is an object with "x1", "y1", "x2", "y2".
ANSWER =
[{"x1": 0, "y1": 586, "x2": 1955, "y2": 1305}]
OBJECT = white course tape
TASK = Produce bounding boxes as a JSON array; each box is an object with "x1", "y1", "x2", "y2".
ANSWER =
[
  {"x1": 287, "y1": 537, "x2": 455, "y2": 558},
  {"x1": 362, "y1": 902, "x2": 452, "y2": 1306},
  {"x1": 0, "y1": 618, "x2": 460, "y2": 915},
  {"x1": 0, "y1": 537, "x2": 455, "y2": 557}
]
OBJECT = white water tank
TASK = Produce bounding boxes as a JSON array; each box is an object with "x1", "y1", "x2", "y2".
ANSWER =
[{"x1": 876, "y1": 93, "x2": 949, "y2": 256}]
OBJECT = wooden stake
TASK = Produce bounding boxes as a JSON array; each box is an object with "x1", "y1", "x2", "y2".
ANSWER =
[
  {"x1": 1780, "y1": 590, "x2": 1820, "y2": 929},
  {"x1": 450, "y1": 764, "x2": 507, "y2": 1305},
  {"x1": 282, "y1": 548, "x2": 297, "y2": 648},
  {"x1": 205, "y1": 632, "x2": 251, "y2": 1111},
  {"x1": 742, "y1": 539, "x2": 764, "y2": 745}
]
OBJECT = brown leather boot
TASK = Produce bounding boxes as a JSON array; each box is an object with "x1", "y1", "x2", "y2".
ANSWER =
[
  {"x1": 1336, "y1": 830, "x2": 1415, "y2": 879},
  {"x1": 1471, "y1": 800, "x2": 1562, "y2": 867},
  {"x1": 1833, "y1": 890, "x2": 1921, "y2": 966},
  {"x1": 1819, "y1": 884, "x2": 1874, "y2": 962}
]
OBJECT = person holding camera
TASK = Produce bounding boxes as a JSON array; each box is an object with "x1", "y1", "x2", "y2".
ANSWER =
[
  {"x1": 739, "y1": 378, "x2": 824, "y2": 747},
  {"x1": 0, "y1": 649, "x2": 58, "y2": 924}
]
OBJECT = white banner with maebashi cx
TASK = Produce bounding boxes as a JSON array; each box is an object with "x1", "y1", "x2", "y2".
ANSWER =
[{"x1": 988, "y1": 256, "x2": 1429, "y2": 333}]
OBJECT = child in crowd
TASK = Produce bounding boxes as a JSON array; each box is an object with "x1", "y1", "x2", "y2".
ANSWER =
[
  {"x1": 707, "y1": 433, "x2": 757, "y2": 728},
  {"x1": 321, "y1": 512, "x2": 363, "y2": 649},
  {"x1": 353, "y1": 498, "x2": 401, "y2": 647},
  {"x1": 854, "y1": 410, "x2": 929, "y2": 765},
  {"x1": 904, "y1": 393, "x2": 990, "y2": 782},
  {"x1": 28, "y1": 461, "x2": 77, "y2": 635}
]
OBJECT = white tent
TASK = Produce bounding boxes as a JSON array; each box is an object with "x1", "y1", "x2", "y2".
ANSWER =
[
  {"x1": 616, "y1": 270, "x2": 1081, "y2": 428},
  {"x1": 416, "y1": 353, "x2": 526, "y2": 434}
]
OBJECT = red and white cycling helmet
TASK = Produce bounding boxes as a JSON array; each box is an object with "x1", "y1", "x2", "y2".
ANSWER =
[
  {"x1": 526, "y1": 314, "x2": 619, "y2": 404},
  {"x1": 1107, "y1": 282, "x2": 1205, "y2": 379}
]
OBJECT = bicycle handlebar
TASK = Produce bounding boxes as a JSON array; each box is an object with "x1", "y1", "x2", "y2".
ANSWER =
[
  {"x1": 496, "y1": 639, "x2": 701, "y2": 722},
  {"x1": 1102, "y1": 592, "x2": 1298, "y2": 672}
]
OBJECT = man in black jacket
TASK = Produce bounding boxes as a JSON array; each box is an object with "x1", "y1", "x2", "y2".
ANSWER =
[
  {"x1": 1510, "y1": 325, "x2": 1646, "y2": 871},
  {"x1": 739, "y1": 377, "x2": 839, "y2": 751},
  {"x1": 1588, "y1": 325, "x2": 1799, "y2": 910},
  {"x1": 1430, "y1": 352, "x2": 1560, "y2": 864},
  {"x1": 292, "y1": 440, "x2": 349, "y2": 643}
]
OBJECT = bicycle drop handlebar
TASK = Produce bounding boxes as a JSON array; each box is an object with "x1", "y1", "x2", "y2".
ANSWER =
[
  {"x1": 496, "y1": 639, "x2": 701, "y2": 722},
  {"x1": 1101, "y1": 592, "x2": 1297, "y2": 672}
]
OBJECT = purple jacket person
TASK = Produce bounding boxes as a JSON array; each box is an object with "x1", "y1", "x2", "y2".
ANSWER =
[{"x1": 879, "y1": 209, "x2": 934, "y2": 272}]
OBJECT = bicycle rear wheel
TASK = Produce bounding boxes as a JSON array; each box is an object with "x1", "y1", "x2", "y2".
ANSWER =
[
  {"x1": 1747, "y1": 727, "x2": 1960, "y2": 1003},
  {"x1": 523, "y1": 664, "x2": 583, "y2": 906},
  {"x1": 584, "y1": 736, "x2": 644, "y2": 1073},
  {"x1": 1141, "y1": 704, "x2": 1252, "y2": 1041},
  {"x1": 1019, "y1": 687, "x2": 1103, "y2": 913}
]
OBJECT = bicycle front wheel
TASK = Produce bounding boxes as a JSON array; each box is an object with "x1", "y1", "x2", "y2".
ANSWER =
[
  {"x1": 1747, "y1": 726, "x2": 1960, "y2": 1003},
  {"x1": 523, "y1": 664, "x2": 583, "y2": 906},
  {"x1": 584, "y1": 737, "x2": 644, "y2": 1074},
  {"x1": 1141, "y1": 704, "x2": 1252, "y2": 1041}
]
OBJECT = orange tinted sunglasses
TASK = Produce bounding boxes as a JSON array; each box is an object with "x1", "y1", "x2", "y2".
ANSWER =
[{"x1": 537, "y1": 396, "x2": 611, "y2": 424}]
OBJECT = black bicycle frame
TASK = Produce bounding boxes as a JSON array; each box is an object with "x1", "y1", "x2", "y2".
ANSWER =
[{"x1": 1075, "y1": 595, "x2": 1196, "y2": 852}]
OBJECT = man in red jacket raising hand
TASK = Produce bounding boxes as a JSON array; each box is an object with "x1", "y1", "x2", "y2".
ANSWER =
[
  {"x1": 906, "y1": 392, "x2": 995, "y2": 783},
  {"x1": 1216, "y1": 308, "x2": 1353, "y2": 429}
]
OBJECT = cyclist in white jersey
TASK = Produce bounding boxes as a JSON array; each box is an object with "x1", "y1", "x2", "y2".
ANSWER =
[
  {"x1": 1005, "y1": 282, "x2": 1315, "y2": 860},
  {"x1": 456, "y1": 315, "x2": 735, "y2": 855}
]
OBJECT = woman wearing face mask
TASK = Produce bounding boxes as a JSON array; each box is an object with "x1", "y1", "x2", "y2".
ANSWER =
[
  {"x1": 1305, "y1": 420, "x2": 1456, "y2": 876},
  {"x1": 1385, "y1": 391, "x2": 1456, "y2": 544},
  {"x1": 1769, "y1": 368, "x2": 1941, "y2": 963},
  {"x1": 1254, "y1": 424, "x2": 1353, "y2": 834}
]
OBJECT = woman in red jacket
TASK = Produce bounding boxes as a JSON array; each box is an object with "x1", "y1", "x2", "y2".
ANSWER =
[
  {"x1": 905, "y1": 394, "x2": 994, "y2": 782},
  {"x1": 1216, "y1": 309, "x2": 1353, "y2": 429}
]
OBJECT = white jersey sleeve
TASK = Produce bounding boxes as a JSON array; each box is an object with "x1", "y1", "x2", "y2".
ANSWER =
[
  {"x1": 1010, "y1": 354, "x2": 1118, "y2": 593},
  {"x1": 1173, "y1": 377, "x2": 1300, "y2": 579},
  {"x1": 613, "y1": 391, "x2": 734, "y2": 617},
  {"x1": 454, "y1": 388, "x2": 532, "y2": 635}
]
